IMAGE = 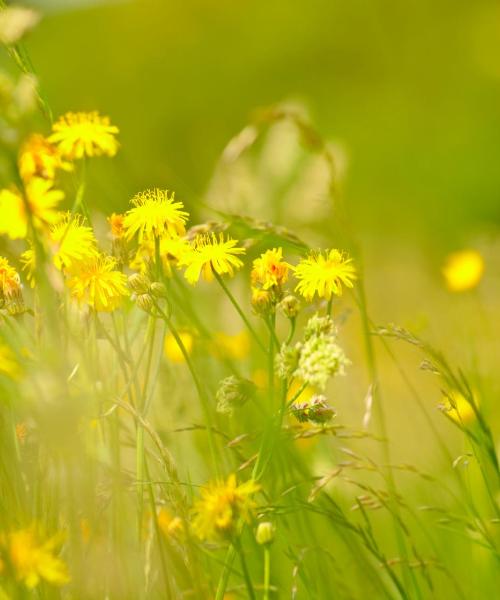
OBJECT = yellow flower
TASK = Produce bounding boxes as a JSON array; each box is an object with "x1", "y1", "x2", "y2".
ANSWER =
[
  {"x1": 294, "y1": 249, "x2": 356, "y2": 301},
  {"x1": 182, "y1": 233, "x2": 246, "y2": 285},
  {"x1": 442, "y1": 250, "x2": 484, "y2": 292},
  {"x1": 213, "y1": 330, "x2": 250, "y2": 360},
  {"x1": 66, "y1": 254, "x2": 128, "y2": 312},
  {"x1": 251, "y1": 247, "x2": 291, "y2": 290},
  {"x1": 123, "y1": 189, "x2": 189, "y2": 242},
  {"x1": 0, "y1": 179, "x2": 64, "y2": 239},
  {"x1": 18, "y1": 133, "x2": 72, "y2": 182},
  {"x1": 108, "y1": 212, "x2": 125, "y2": 239},
  {"x1": 441, "y1": 390, "x2": 478, "y2": 425},
  {"x1": 0, "y1": 256, "x2": 25, "y2": 315},
  {"x1": 49, "y1": 111, "x2": 119, "y2": 159},
  {"x1": 131, "y1": 234, "x2": 191, "y2": 276},
  {"x1": 0, "y1": 343, "x2": 21, "y2": 380},
  {"x1": 157, "y1": 509, "x2": 184, "y2": 539},
  {"x1": 49, "y1": 213, "x2": 98, "y2": 271},
  {"x1": 164, "y1": 331, "x2": 194, "y2": 363},
  {"x1": 192, "y1": 474, "x2": 260, "y2": 541},
  {"x1": 1, "y1": 526, "x2": 69, "y2": 589}
]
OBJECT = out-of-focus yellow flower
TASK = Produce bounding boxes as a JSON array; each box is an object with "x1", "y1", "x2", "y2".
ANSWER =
[
  {"x1": 294, "y1": 249, "x2": 356, "y2": 301},
  {"x1": 442, "y1": 250, "x2": 484, "y2": 292},
  {"x1": 131, "y1": 234, "x2": 191, "y2": 276},
  {"x1": 0, "y1": 179, "x2": 64, "y2": 240},
  {"x1": 192, "y1": 474, "x2": 260, "y2": 541},
  {"x1": 18, "y1": 134, "x2": 72, "y2": 182},
  {"x1": 66, "y1": 254, "x2": 128, "y2": 312},
  {"x1": 164, "y1": 331, "x2": 193, "y2": 363},
  {"x1": 157, "y1": 509, "x2": 184, "y2": 539},
  {"x1": 123, "y1": 189, "x2": 189, "y2": 242},
  {"x1": 0, "y1": 343, "x2": 21, "y2": 380},
  {"x1": 441, "y1": 390, "x2": 478, "y2": 425},
  {"x1": 108, "y1": 213, "x2": 125, "y2": 239},
  {"x1": 0, "y1": 256, "x2": 25, "y2": 316},
  {"x1": 0, "y1": 526, "x2": 69, "y2": 589},
  {"x1": 0, "y1": 6, "x2": 40, "y2": 45},
  {"x1": 251, "y1": 247, "x2": 291, "y2": 290},
  {"x1": 49, "y1": 214, "x2": 98, "y2": 271},
  {"x1": 49, "y1": 111, "x2": 119, "y2": 159},
  {"x1": 181, "y1": 233, "x2": 245, "y2": 285},
  {"x1": 213, "y1": 330, "x2": 250, "y2": 360}
]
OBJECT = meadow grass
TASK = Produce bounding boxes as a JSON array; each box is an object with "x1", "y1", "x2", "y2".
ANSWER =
[{"x1": 1, "y1": 13, "x2": 499, "y2": 599}]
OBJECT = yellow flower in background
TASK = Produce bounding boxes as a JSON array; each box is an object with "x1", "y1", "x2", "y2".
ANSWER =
[
  {"x1": 157, "y1": 509, "x2": 184, "y2": 539},
  {"x1": 49, "y1": 111, "x2": 119, "y2": 159},
  {"x1": 50, "y1": 213, "x2": 98, "y2": 271},
  {"x1": 108, "y1": 212, "x2": 125, "y2": 239},
  {"x1": 182, "y1": 233, "x2": 246, "y2": 285},
  {"x1": 123, "y1": 189, "x2": 189, "y2": 242},
  {"x1": 18, "y1": 133, "x2": 72, "y2": 182},
  {"x1": 0, "y1": 256, "x2": 25, "y2": 315},
  {"x1": 251, "y1": 247, "x2": 291, "y2": 290},
  {"x1": 0, "y1": 179, "x2": 64, "y2": 239},
  {"x1": 294, "y1": 249, "x2": 356, "y2": 301},
  {"x1": 1, "y1": 526, "x2": 69, "y2": 589},
  {"x1": 164, "y1": 331, "x2": 193, "y2": 363},
  {"x1": 66, "y1": 254, "x2": 128, "y2": 312},
  {"x1": 441, "y1": 390, "x2": 478, "y2": 425},
  {"x1": 213, "y1": 330, "x2": 250, "y2": 360},
  {"x1": 131, "y1": 234, "x2": 191, "y2": 275},
  {"x1": 442, "y1": 250, "x2": 484, "y2": 292},
  {"x1": 0, "y1": 343, "x2": 21, "y2": 380},
  {"x1": 192, "y1": 474, "x2": 260, "y2": 541}
]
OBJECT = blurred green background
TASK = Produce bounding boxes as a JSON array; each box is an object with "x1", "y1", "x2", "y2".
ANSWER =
[{"x1": 12, "y1": 0, "x2": 500, "y2": 248}]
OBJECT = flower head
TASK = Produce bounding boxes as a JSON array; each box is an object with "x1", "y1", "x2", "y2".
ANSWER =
[
  {"x1": 49, "y1": 213, "x2": 98, "y2": 271},
  {"x1": 0, "y1": 256, "x2": 25, "y2": 315},
  {"x1": 294, "y1": 249, "x2": 356, "y2": 301},
  {"x1": 440, "y1": 390, "x2": 478, "y2": 425},
  {"x1": 108, "y1": 213, "x2": 125, "y2": 239},
  {"x1": 0, "y1": 179, "x2": 64, "y2": 239},
  {"x1": 123, "y1": 189, "x2": 189, "y2": 242},
  {"x1": 18, "y1": 133, "x2": 71, "y2": 182},
  {"x1": 49, "y1": 111, "x2": 119, "y2": 159},
  {"x1": 251, "y1": 247, "x2": 291, "y2": 291},
  {"x1": 0, "y1": 526, "x2": 69, "y2": 589},
  {"x1": 164, "y1": 331, "x2": 194, "y2": 363},
  {"x1": 66, "y1": 254, "x2": 128, "y2": 312},
  {"x1": 192, "y1": 475, "x2": 260, "y2": 541},
  {"x1": 442, "y1": 250, "x2": 484, "y2": 292},
  {"x1": 182, "y1": 232, "x2": 246, "y2": 285}
]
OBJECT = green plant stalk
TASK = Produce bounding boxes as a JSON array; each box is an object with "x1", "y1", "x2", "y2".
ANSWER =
[
  {"x1": 213, "y1": 270, "x2": 266, "y2": 353},
  {"x1": 234, "y1": 536, "x2": 256, "y2": 600},
  {"x1": 264, "y1": 547, "x2": 271, "y2": 600}
]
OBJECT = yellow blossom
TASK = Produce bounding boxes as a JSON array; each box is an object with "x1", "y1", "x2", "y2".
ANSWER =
[
  {"x1": 294, "y1": 249, "x2": 356, "y2": 301},
  {"x1": 66, "y1": 254, "x2": 128, "y2": 312},
  {"x1": 108, "y1": 213, "x2": 125, "y2": 239},
  {"x1": 0, "y1": 343, "x2": 21, "y2": 380},
  {"x1": 157, "y1": 509, "x2": 184, "y2": 539},
  {"x1": 213, "y1": 330, "x2": 250, "y2": 360},
  {"x1": 164, "y1": 331, "x2": 194, "y2": 363},
  {"x1": 0, "y1": 179, "x2": 64, "y2": 239},
  {"x1": 442, "y1": 250, "x2": 484, "y2": 292},
  {"x1": 49, "y1": 111, "x2": 119, "y2": 159},
  {"x1": 0, "y1": 526, "x2": 69, "y2": 589},
  {"x1": 0, "y1": 256, "x2": 25, "y2": 315},
  {"x1": 181, "y1": 233, "x2": 246, "y2": 285},
  {"x1": 192, "y1": 474, "x2": 260, "y2": 541},
  {"x1": 441, "y1": 390, "x2": 478, "y2": 425},
  {"x1": 251, "y1": 247, "x2": 291, "y2": 290},
  {"x1": 123, "y1": 189, "x2": 189, "y2": 242},
  {"x1": 49, "y1": 213, "x2": 98, "y2": 271},
  {"x1": 18, "y1": 133, "x2": 72, "y2": 182},
  {"x1": 131, "y1": 234, "x2": 191, "y2": 276}
]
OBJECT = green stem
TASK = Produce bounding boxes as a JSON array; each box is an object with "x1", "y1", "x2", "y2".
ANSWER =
[
  {"x1": 214, "y1": 546, "x2": 237, "y2": 600},
  {"x1": 213, "y1": 270, "x2": 266, "y2": 353},
  {"x1": 264, "y1": 547, "x2": 271, "y2": 600},
  {"x1": 234, "y1": 537, "x2": 256, "y2": 600}
]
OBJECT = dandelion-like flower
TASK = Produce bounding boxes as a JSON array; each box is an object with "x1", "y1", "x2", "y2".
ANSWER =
[
  {"x1": 251, "y1": 247, "x2": 291, "y2": 290},
  {"x1": 18, "y1": 133, "x2": 72, "y2": 182},
  {"x1": 49, "y1": 111, "x2": 119, "y2": 159},
  {"x1": 0, "y1": 179, "x2": 64, "y2": 239},
  {"x1": 182, "y1": 232, "x2": 246, "y2": 285},
  {"x1": 192, "y1": 474, "x2": 260, "y2": 541},
  {"x1": 49, "y1": 213, "x2": 98, "y2": 271},
  {"x1": 66, "y1": 254, "x2": 128, "y2": 312},
  {"x1": 0, "y1": 526, "x2": 69, "y2": 589},
  {"x1": 123, "y1": 189, "x2": 189, "y2": 242},
  {"x1": 0, "y1": 256, "x2": 25, "y2": 315},
  {"x1": 294, "y1": 249, "x2": 356, "y2": 301},
  {"x1": 442, "y1": 250, "x2": 484, "y2": 292},
  {"x1": 108, "y1": 213, "x2": 125, "y2": 239}
]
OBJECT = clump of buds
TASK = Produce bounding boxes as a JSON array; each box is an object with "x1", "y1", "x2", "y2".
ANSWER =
[
  {"x1": 290, "y1": 394, "x2": 335, "y2": 424},
  {"x1": 216, "y1": 375, "x2": 256, "y2": 416},
  {"x1": 279, "y1": 294, "x2": 300, "y2": 319},
  {"x1": 128, "y1": 274, "x2": 167, "y2": 312}
]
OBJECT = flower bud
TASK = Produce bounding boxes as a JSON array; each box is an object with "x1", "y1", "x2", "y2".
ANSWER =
[
  {"x1": 256, "y1": 522, "x2": 275, "y2": 545},
  {"x1": 150, "y1": 281, "x2": 167, "y2": 298},
  {"x1": 136, "y1": 293, "x2": 154, "y2": 313},
  {"x1": 291, "y1": 394, "x2": 335, "y2": 424},
  {"x1": 128, "y1": 273, "x2": 150, "y2": 295},
  {"x1": 251, "y1": 287, "x2": 272, "y2": 315},
  {"x1": 279, "y1": 295, "x2": 300, "y2": 319}
]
